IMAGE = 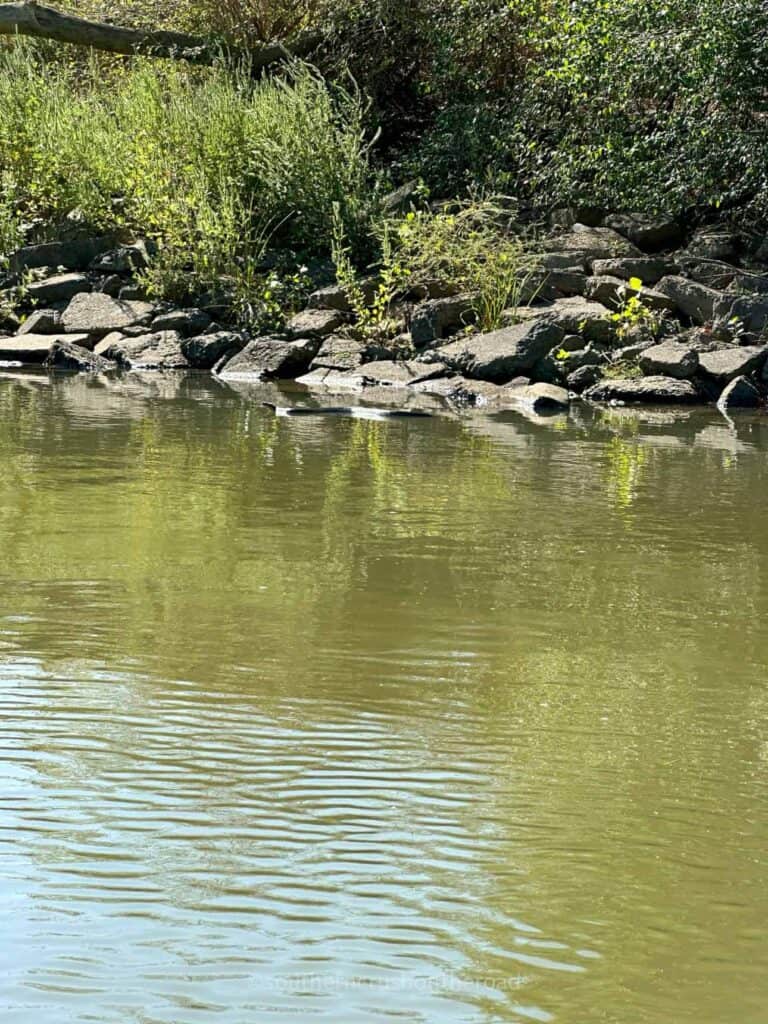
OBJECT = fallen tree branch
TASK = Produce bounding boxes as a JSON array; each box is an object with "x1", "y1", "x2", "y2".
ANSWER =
[{"x1": 0, "y1": 1, "x2": 320, "y2": 67}]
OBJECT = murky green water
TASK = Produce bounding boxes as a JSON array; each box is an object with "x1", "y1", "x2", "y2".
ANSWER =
[{"x1": 0, "y1": 370, "x2": 766, "y2": 1024}]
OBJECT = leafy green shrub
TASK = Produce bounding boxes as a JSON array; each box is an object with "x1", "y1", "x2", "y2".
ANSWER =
[
  {"x1": 331, "y1": 198, "x2": 541, "y2": 336},
  {"x1": 394, "y1": 200, "x2": 540, "y2": 332}
]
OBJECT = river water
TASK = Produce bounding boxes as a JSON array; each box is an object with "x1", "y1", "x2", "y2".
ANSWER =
[{"x1": 0, "y1": 370, "x2": 766, "y2": 1023}]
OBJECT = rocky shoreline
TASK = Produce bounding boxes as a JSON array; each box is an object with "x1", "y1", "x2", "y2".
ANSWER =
[{"x1": 3, "y1": 214, "x2": 768, "y2": 414}]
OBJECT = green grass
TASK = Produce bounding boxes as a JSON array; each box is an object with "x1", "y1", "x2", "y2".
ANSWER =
[{"x1": 0, "y1": 43, "x2": 375, "y2": 306}]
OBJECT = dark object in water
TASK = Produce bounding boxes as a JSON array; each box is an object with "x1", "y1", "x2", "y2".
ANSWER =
[{"x1": 262, "y1": 403, "x2": 432, "y2": 419}]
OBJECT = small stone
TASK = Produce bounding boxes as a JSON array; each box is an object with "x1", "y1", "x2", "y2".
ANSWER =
[
  {"x1": 541, "y1": 297, "x2": 614, "y2": 343},
  {"x1": 604, "y1": 213, "x2": 682, "y2": 251},
  {"x1": 307, "y1": 278, "x2": 377, "y2": 313},
  {"x1": 567, "y1": 364, "x2": 602, "y2": 391},
  {"x1": 721, "y1": 295, "x2": 768, "y2": 334},
  {"x1": 542, "y1": 225, "x2": 642, "y2": 263},
  {"x1": 9, "y1": 237, "x2": 114, "y2": 275},
  {"x1": 586, "y1": 276, "x2": 677, "y2": 313},
  {"x1": 27, "y1": 272, "x2": 91, "y2": 303},
  {"x1": 685, "y1": 230, "x2": 739, "y2": 263},
  {"x1": 540, "y1": 252, "x2": 588, "y2": 271},
  {"x1": 100, "y1": 274, "x2": 123, "y2": 296},
  {"x1": 107, "y1": 331, "x2": 190, "y2": 370},
  {"x1": 546, "y1": 268, "x2": 588, "y2": 297},
  {"x1": 90, "y1": 241, "x2": 150, "y2": 274},
  {"x1": 93, "y1": 332, "x2": 127, "y2": 356},
  {"x1": 514, "y1": 382, "x2": 570, "y2": 411}
]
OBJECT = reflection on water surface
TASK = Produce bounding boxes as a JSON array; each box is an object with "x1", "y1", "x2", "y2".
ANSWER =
[{"x1": 0, "y1": 371, "x2": 766, "y2": 1023}]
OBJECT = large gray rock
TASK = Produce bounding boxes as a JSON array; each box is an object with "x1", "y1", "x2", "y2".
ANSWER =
[
  {"x1": 584, "y1": 375, "x2": 701, "y2": 404},
  {"x1": 677, "y1": 258, "x2": 740, "y2": 290},
  {"x1": 218, "y1": 336, "x2": 319, "y2": 380},
  {"x1": 26, "y1": 273, "x2": 90, "y2": 303},
  {"x1": 540, "y1": 252, "x2": 588, "y2": 271},
  {"x1": 721, "y1": 294, "x2": 768, "y2": 334},
  {"x1": 105, "y1": 331, "x2": 190, "y2": 370},
  {"x1": 307, "y1": 278, "x2": 377, "y2": 313},
  {"x1": 685, "y1": 230, "x2": 738, "y2": 263},
  {"x1": 698, "y1": 345, "x2": 768, "y2": 382},
  {"x1": 591, "y1": 257, "x2": 677, "y2": 285},
  {"x1": 17, "y1": 309, "x2": 60, "y2": 335},
  {"x1": 542, "y1": 225, "x2": 642, "y2": 263},
  {"x1": 354, "y1": 360, "x2": 446, "y2": 387},
  {"x1": 512, "y1": 382, "x2": 570, "y2": 411},
  {"x1": 309, "y1": 334, "x2": 365, "y2": 371},
  {"x1": 181, "y1": 331, "x2": 244, "y2": 370},
  {"x1": 541, "y1": 297, "x2": 614, "y2": 343},
  {"x1": 545, "y1": 267, "x2": 588, "y2": 297},
  {"x1": 638, "y1": 342, "x2": 699, "y2": 379},
  {"x1": 0, "y1": 332, "x2": 91, "y2": 362},
  {"x1": 151, "y1": 308, "x2": 211, "y2": 336},
  {"x1": 285, "y1": 308, "x2": 347, "y2": 339},
  {"x1": 9, "y1": 236, "x2": 114, "y2": 274},
  {"x1": 61, "y1": 293, "x2": 154, "y2": 338},
  {"x1": 410, "y1": 294, "x2": 475, "y2": 346},
  {"x1": 90, "y1": 241, "x2": 150, "y2": 274},
  {"x1": 44, "y1": 340, "x2": 113, "y2": 373},
  {"x1": 297, "y1": 360, "x2": 446, "y2": 391},
  {"x1": 93, "y1": 331, "x2": 127, "y2": 356},
  {"x1": 585, "y1": 276, "x2": 677, "y2": 313},
  {"x1": 655, "y1": 276, "x2": 724, "y2": 323},
  {"x1": 411, "y1": 376, "x2": 508, "y2": 406},
  {"x1": 438, "y1": 320, "x2": 563, "y2": 382},
  {"x1": 604, "y1": 213, "x2": 682, "y2": 251},
  {"x1": 567, "y1": 364, "x2": 602, "y2": 391},
  {"x1": 717, "y1": 375, "x2": 763, "y2": 411}
]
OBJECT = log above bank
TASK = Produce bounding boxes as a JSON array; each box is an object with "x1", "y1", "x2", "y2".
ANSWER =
[{"x1": 0, "y1": 1, "x2": 320, "y2": 68}]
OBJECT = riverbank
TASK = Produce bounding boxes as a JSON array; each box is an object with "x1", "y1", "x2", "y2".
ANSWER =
[{"x1": 2, "y1": 212, "x2": 768, "y2": 412}]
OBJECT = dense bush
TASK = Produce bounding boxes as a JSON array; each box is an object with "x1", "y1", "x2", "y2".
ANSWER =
[
  {"x1": 323, "y1": 0, "x2": 768, "y2": 225},
  {"x1": 45, "y1": 0, "x2": 768, "y2": 229}
]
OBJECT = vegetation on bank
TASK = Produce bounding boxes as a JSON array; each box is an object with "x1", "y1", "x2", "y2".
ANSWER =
[{"x1": 1, "y1": 0, "x2": 767, "y2": 327}]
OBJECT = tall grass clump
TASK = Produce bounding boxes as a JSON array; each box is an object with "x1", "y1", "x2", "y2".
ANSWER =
[{"x1": 0, "y1": 42, "x2": 375, "y2": 305}]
